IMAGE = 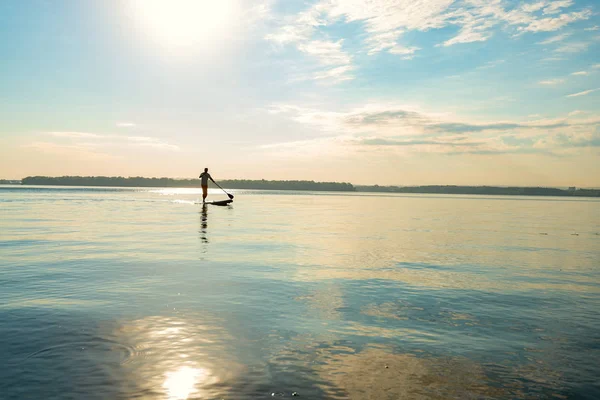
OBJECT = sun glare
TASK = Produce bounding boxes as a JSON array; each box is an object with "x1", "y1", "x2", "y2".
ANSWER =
[
  {"x1": 128, "y1": 0, "x2": 238, "y2": 49},
  {"x1": 163, "y1": 366, "x2": 208, "y2": 400}
]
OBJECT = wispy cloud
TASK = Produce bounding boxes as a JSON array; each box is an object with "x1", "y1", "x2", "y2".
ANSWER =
[
  {"x1": 297, "y1": 40, "x2": 351, "y2": 66},
  {"x1": 266, "y1": 0, "x2": 592, "y2": 64},
  {"x1": 538, "y1": 78, "x2": 565, "y2": 85},
  {"x1": 585, "y1": 25, "x2": 599, "y2": 31},
  {"x1": 313, "y1": 65, "x2": 355, "y2": 83},
  {"x1": 566, "y1": 88, "x2": 599, "y2": 97},
  {"x1": 116, "y1": 122, "x2": 136, "y2": 128},
  {"x1": 571, "y1": 71, "x2": 588, "y2": 76},
  {"x1": 542, "y1": 0, "x2": 574, "y2": 15},
  {"x1": 541, "y1": 56, "x2": 566, "y2": 62},
  {"x1": 122, "y1": 136, "x2": 180, "y2": 150},
  {"x1": 554, "y1": 42, "x2": 589, "y2": 53},
  {"x1": 263, "y1": 102, "x2": 600, "y2": 156},
  {"x1": 537, "y1": 32, "x2": 571, "y2": 44},
  {"x1": 23, "y1": 142, "x2": 120, "y2": 161},
  {"x1": 47, "y1": 131, "x2": 103, "y2": 139},
  {"x1": 42, "y1": 131, "x2": 179, "y2": 151}
]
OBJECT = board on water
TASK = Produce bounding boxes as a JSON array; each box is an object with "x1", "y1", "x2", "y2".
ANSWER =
[{"x1": 204, "y1": 199, "x2": 233, "y2": 206}]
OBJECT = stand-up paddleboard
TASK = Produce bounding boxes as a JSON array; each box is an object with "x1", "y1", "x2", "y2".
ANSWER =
[{"x1": 204, "y1": 199, "x2": 233, "y2": 206}]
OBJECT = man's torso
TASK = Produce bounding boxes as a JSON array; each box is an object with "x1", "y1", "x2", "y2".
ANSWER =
[{"x1": 200, "y1": 173, "x2": 211, "y2": 186}]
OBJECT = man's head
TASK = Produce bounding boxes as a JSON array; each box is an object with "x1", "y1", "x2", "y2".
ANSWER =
[{"x1": 204, "y1": 168, "x2": 208, "y2": 172}]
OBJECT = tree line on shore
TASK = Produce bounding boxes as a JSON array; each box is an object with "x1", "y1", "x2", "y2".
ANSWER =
[
  {"x1": 19, "y1": 176, "x2": 356, "y2": 191},
  {"x1": 11, "y1": 176, "x2": 600, "y2": 197},
  {"x1": 355, "y1": 185, "x2": 599, "y2": 197}
]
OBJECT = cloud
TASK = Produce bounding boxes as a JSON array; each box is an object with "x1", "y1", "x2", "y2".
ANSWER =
[
  {"x1": 585, "y1": 25, "x2": 599, "y2": 31},
  {"x1": 123, "y1": 136, "x2": 180, "y2": 150},
  {"x1": 42, "y1": 131, "x2": 180, "y2": 151},
  {"x1": 116, "y1": 122, "x2": 136, "y2": 128},
  {"x1": 568, "y1": 110, "x2": 585, "y2": 116},
  {"x1": 566, "y1": 88, "x2": 599, "y2": 97},
  {"x1": 313, "y1": 65, "x2": 355, "y2": 83},
  {"x1": 542, "y1": 0, "x2": 574, "y2": 15},
  {"x1": 554, "y1": 42, "x2": 589, "y2": 53},
  {"x1": 297, "y1": 40, "x2": 351, "y2": 65},
  {"x1": 537, "y1": 32, "x2": 571, "y2": 44},
  {"x1": 538, "y1": 78, "x2": 565, "y2": 85},
  {"x1": 263, "y1": 102, "x2": 600, "y2": 156},
  {"x1": 593, "y1": 64, "x2": 600, "y2": 69},
  {"x1": 23, "y1": 142, "x2": 119, "y2": 161},
  {"x1": 355, "y1": 137, "x2": 484, "y2": 147},
  {"x1": 571, "y1": 71, "x2": 588, "y2": 76},
  {"x1": 47, "y1": 131, "x2": 103, "y2": 139},
  {"x1": 518, "y1": 10, "x2": 591, "y2": 33},
  {"x1": 265, "y1": 0, "x2": 593, "y2": 74}
]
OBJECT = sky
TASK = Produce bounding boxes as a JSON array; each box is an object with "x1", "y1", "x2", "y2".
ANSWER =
[{"x1": 0, "y1": 0, "x2": 599, "y2": 186}]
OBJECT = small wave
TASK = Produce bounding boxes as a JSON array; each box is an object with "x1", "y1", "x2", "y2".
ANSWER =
[{"x1": 24, "y1": 337, "x2": 135, "y2": 365}]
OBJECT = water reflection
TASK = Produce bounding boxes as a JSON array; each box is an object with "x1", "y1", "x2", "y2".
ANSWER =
[
  {"x1": 200, "y1": 205, "x2": 208, "y2": 244},
  {"x1": 113, "y1": 315, "x2": 242, "y2": 399},
  {"x1": 163, "y1": 366, "x2": 207, "y2": 400}
]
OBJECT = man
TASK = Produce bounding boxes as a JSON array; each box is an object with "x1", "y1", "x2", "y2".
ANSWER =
[{"x1": 199, "y1": 168, "x2": 215, "y2": 203}]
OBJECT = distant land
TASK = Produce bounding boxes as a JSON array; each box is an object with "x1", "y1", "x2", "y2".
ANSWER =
[
  {"x1": 18, "y1": 176, "x2": 354, "y2": 192},
  {"x1": 2, "y1": 176, "x2": 598, "y2": 197}
]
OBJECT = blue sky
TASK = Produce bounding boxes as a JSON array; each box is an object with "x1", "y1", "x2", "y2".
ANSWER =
[{"x1": 0, "y1": 0, "x2": 599, "y2": 186}]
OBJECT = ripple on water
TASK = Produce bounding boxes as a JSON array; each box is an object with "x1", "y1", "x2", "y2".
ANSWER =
[{"x1": 24, "y1": 337, "x2": 135, "y2": 365}]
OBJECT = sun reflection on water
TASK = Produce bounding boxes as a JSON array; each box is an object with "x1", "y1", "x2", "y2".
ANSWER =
[
  {"x1": 111, "y1": 315, "x2": 240, "y2": 399},
  {"x1": 163, "y1": 366, "x2": 208, "y2": 400}
]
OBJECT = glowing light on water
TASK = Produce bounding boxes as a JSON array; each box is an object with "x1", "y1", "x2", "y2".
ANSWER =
[{"x1": 163, "y1": 366, "x2": 208, "y2": 400}]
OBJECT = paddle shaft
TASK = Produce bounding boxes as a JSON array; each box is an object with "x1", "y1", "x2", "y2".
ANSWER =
[{"x1": 212, "y1": 180, "x2": 234, "y2": 199}]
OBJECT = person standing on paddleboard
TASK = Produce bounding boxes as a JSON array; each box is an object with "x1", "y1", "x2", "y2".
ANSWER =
[{"x1": 199, "y1": 168, "x2": 215, "y2": 203}]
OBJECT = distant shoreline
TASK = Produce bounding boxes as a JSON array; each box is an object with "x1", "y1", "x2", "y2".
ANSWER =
[{"x1": 1, "y1": 176, "x2": 598, "y2": 198}]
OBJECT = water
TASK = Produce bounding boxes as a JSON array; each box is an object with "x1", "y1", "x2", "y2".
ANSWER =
[{"x1": 1, "y1": 186, "x2": 599, "y2": 399}]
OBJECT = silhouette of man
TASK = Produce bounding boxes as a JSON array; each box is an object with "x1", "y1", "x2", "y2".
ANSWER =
[{"x1": 199, "y1": 168, "x2": 215, "y2": 203}]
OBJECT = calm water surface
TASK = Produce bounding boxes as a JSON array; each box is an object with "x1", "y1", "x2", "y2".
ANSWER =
[{"x1": 1, "y1": 186, "x2": 599, "y2": 399}]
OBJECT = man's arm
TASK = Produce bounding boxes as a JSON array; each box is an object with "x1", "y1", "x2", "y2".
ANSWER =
[{"x1": 209, "y1": 174, "x2": 215, "y2": 183}]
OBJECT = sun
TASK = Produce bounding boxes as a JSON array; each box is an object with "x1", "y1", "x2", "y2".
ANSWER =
[{"x1": 128, "y1": 0, "x2": 239, "y2": 49}]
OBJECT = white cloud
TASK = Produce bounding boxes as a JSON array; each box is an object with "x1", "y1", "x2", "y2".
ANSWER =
[
  {"x1": 593, "y1": 64, "x2": 600, "y2": 69},
  {"x1": 571, "y1": 71, "x2": 588, "y2": 76},
  {"x1": 476, "y1": 59, "x2": 506, "y2": 69},
  {"x1": 538, "y1": 78, "x2": 565, "y2": 85},
  {"x1": 297, "y1": 40, "x2": 351, "y2": 65},
  {"x1": 537, "y1": 32, "x2": 571, "y2": 44},
  {"x1": 24, "y1": 142, "x2": 119, "y2": 161},
  {"x1": 554, "y1": 42, "x2": 589, "y2": 53},
  {"x1": 124, "y1": 136, "x2": 180, "y2": 150},
  {"x1": 566, "y1": 88, "x2": 599, "y2": 97},
  {"x1": 261, "y1": 102, "x2": 600, "y2": 156},
  {"x1": 43, "y1": 131, "x2": 179, "y2": 151},
  {"x1": 313, "y1": 65, "x2": 354, "y2": 83},
  {"x1": 543, "y1": 0, "x2": 574, "y2": 15},
  {"x1": 568, "y1": 110, "x2": 585, "y2": 116},
  {"x1": 585, "y1": 25, "x2": 599, "y2": 31},
  {"x1": 442, "y1": 27, "x2": 491, "y2": 47},
  {"x1": 518, "y1": 10, "x2": 591, "y2": 33},
  {"x1": 47, "y1": 131, "x2": 102, "y2": 139},
  {"x1": 116, "y1": 122, "x2": 136, "y2": 127},
  {"x1": 541, "y1": 56, "x2": 565, "y2": 62},
  {"x1": 266, "y1": 0, "x2": 593, "y2": 68},
  {"x1": 521, "y1": 2, "x2": 546, "y2": 13}
]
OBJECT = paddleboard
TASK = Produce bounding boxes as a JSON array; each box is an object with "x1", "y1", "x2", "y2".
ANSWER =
[{"x1": 204, "y1": 199, "x2": 233, "y2": 206}]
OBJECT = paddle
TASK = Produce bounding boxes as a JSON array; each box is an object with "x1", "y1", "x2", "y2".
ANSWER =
[{"x1": 212, "y1": 180, "x2": 234, "y2": 200}]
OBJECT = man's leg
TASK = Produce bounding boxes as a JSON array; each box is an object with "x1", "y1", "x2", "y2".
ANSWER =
[{"x1": 202, "y1": 185, "x2": 207, "y2": 202}]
